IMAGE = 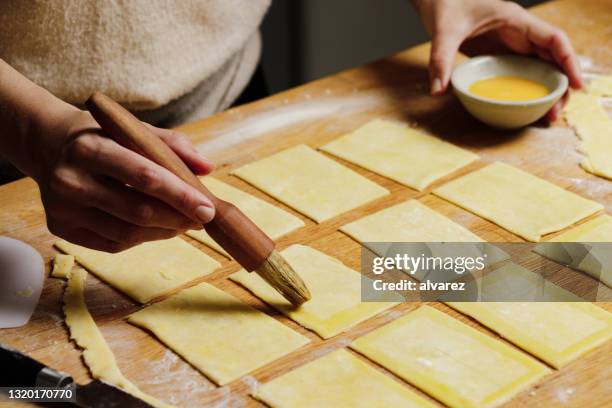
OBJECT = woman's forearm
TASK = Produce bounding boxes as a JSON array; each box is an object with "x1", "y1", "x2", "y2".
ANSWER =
[{"x1": 0, "y1": 59, "x2": 78, "y2": 180}]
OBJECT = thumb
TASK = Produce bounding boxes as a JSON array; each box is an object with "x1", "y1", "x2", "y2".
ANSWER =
[{"x1": 429, "y1": 28, "x2": 464, "y2": 96}]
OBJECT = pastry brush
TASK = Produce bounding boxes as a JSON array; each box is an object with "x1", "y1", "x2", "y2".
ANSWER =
[{"x1": 86, "y1": 92, "x2": 311, "y2": 306}]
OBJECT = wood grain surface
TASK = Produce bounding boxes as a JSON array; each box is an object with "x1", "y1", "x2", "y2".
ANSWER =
[{"x1": 1, "y1": 0, "x2": 611, "y2": 407}]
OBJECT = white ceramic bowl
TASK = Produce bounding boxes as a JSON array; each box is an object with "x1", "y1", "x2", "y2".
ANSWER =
[{"x1": 451, "y1": 55, "x2": 568, "y2": 129}]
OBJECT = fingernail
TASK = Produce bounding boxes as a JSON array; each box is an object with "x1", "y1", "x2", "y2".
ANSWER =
[
  {"x1": 431, "y1": 78, "x2": 443, "y2": 95},
  {"x1": 195, "y1": 205, "x2": 215, "y2": 223},
  {"x1": 201, "y1": 155, "x2": 215, "y2": 168}
]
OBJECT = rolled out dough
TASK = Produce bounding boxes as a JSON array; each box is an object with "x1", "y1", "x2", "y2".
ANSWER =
[
  {"x1": 534, "y1": 215, "x2": 612, "y2": 287},
  {"x1": 52, "y1": 254, "x2": 75, "y2": 278},
  {"x1": 320, "y1": 119, "x2": 478, "y2": 191},
  {"x1": 340, "y1": 200, "x2": 483, "y2": 243},
  {"x1": 128, "y1": 283, "x2": 309, "y2": 385},
  {"x1": 55, "y1": 237, "x2": 220, "y2": 303},
  {"x1": 253, "y1": 349, "x2": 435, "y2": 408},
  {"x1": 563, "y1": 92, "x2": 612, "y2": 180},
  {"x1": 339, "y1": 200, "x2": 508, "y2": 280},
  {"x1": 466, "y1": 262, "x2": 583, "y2": 303},
  {"x1": 230, "y1": 245, "x2": 398, "y2": 339},
  {"x1": 64, "y1": 268, "x2": 172, "y2": 408},
  {"x1": 231, "y1": 144, "x2": 389, "y2": 222},
  {"x1": 351, "y1": 306, "x2": 549, "y2": 408},
  {"x1": 447, "y1": 301, "x2": 612, "y2": 369},
  {"x1": 433, "y1": 162, "x2": 603, "y2": 242},
  {"x1": 186, "y1": 177, "x2": 304, "y2": 257}
]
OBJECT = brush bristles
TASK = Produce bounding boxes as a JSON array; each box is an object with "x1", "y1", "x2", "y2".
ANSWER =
[{"x1": 255, "y1": 250, "x2": 311, "y2": 306}]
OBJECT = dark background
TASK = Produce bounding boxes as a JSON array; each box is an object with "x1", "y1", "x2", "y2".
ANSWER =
[{"x1": 260, "y1": 0, "x2": 545, "y2": 94}]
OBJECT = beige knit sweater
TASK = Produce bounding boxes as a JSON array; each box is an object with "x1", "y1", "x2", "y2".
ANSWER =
[{"x1": 0, "y1": 0, "x2": 270, "y2": 125}]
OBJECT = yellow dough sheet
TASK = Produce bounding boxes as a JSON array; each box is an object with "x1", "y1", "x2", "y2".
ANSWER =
[
  {"x1": 186, "y1": 177, "x2": 304, "y2": 256},
  {"x1": 55, "y1": 237, "x2": 220, "y2": 303},
  {"x1": 341, "y1": 200, "x2": 483, "y2": 243},
  {"x1": 339, "y1": 200, "x2": 508, "y2": 280},
  {"x1": 351, "y1": 306, "x2": 549, "y2": 408},
  {"x1": 52, "y1": 254, "x2": 75, "y2": 278},
  {"x1": 64, "y1": 269, "x2": 173, "y2": 408},
  {"x1": 128, "y1": 283, "x2": 310, "y2": 385},
  {"x1": 588, "y1": 75, "x2": 612, "y2": 96},
  {"x1": 534, "y1": 214, "x2": 612, "y2": 287},
  {"x1": 447, "y1": 301, "x2": 612, "y2": 369},
  {"x1": 253, "y1": 349, "x2": 436, "y2": 408},
  {"x1": 563, "y1": 92, "x2": 612, "y2": 180},
  {"x1": 231, "y1": 144, "x2": 389, "y2": 222},
  {"x1": 320, "y1": 119, "x2": 478, "y2": 191},
  {"x1": 464, "y1": 262, "x2": 583, "y2": 303},
  {"x1": 433, "y1": 162, "x2": 603, "y2": 242},
  {"x1": 230, "y1": 244, "x2": 398, "y2": 339}
]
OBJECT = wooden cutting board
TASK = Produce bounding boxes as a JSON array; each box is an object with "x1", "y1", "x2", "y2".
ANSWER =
[{"x1": 1, "y1": 0, "x2": 611, "y2": 406}]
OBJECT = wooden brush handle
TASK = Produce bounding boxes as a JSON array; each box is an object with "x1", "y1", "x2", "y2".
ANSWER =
[{"x1": 86, "y1": 92, "x2": 274, "y2": 271}]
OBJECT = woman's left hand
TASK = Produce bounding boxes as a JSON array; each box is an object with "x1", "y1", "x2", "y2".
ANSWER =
[{"x1": 413, "y1": 0, "x2": 582, "y2": 121}]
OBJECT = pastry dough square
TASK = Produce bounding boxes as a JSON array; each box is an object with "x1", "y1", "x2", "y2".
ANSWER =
[
  {"x1": 351, "y1": 306, "x2": 549, "y2": 408},
  {"x1": 468, "y1": 262, "x2": 583, "y2": 302},
  {"x1": 253, "y1": 349, "x2": 435, "y2": 408},
  {"x1": 128, "y1": 283, "x2": 309, "y2": 385},
  {"x1": 231, "y1": 144, "x2": 389, "y2": 222},
  {"x1": 186, "y1": 177, "x2": 304, "y2": 256},
  {"x1": 534, "y1": 215, "x2": 612, "y2": 287},
  {"x1": 447, "y1": 301, "x2": 612, "y2": 369},
  {"x1": 55, "y1": 237, "x2": 220, "y2": 303},
  {"x1": 340, "y1": 200, "x2": 508, "y2": 280},
  {"x1": 230, "y1": 245, "x2": 398, "y2": 339},
  {"x1": 433, "y1": 162, "x2": 603, "y2": 241},
  {"x1": 340, "y1": 200, "x2": 483, "y2": 243},
  {"x1": 321, "y1": 119, "x2": 478, "y2": 190}
]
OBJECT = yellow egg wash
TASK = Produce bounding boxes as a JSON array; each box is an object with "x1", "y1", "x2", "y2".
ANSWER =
[{"x1": 468, "y1": 76, "x2": 549, "y2": 101}]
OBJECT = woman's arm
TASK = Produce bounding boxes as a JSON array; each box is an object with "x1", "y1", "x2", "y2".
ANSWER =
[
  {"x1": 412, "y1": 0, "x2": 582, "y2": 120},
  {"x1": 0, "y1": 59, "x2": 215, "y2": 252}
]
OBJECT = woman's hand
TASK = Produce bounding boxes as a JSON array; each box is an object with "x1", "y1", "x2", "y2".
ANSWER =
[
  {"x1": 35, "y1": 108, "x2": 216, "y2": 252},
  {"x1": 413, "y1": 0, "x2": 582, "y2": 121},
  {"x1": 0, "y1": 59, "x2": 215, "y2": 252}
]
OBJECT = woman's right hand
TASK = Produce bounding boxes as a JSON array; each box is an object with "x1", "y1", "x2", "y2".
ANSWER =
[{"x1": 35, "y1": 107, "x2": 216, "y2": 252}]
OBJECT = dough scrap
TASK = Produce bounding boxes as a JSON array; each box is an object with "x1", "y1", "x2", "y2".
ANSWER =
[
  {"x1": 55, "y1": 237, "x2": 220, "y2": 303},
  {"x1": 128, "y1": 283, "x2": 309, "y2": 385},
  {"x1": 231, "y1": 144, "x2": 389, "y2": 222},
  {"x1": 253, "y1": 349, "x2": 435, "y2": 408},
  {"x1": 433, "y1": 162, "x2": 603, "y2": 242},
  {"x1": 321, "y1": 119, "x2": 478, "y2": 191},
  {"x1": 52, "y1": 254, "x2": 75, "y2": 279},
  {"x1": 563, "y1": 92, "x2": 612, "y2": 180},
  {"x1": 64, "y1": 268, "x2": 173, "y2": 408},
  {"x1": 534, "y1": 215, "x2": 612, "y2": 287},
  {"x1": 351, "y1": 306, "x2": 549, "y2": 408},
  {"x1": 186, "y1": 177, "x2": 304, "y2": 257},
  {"x1": 447, "y1": 301, "x2": 612, "y2": 369},
  {"x1": 588, "y1": 75, "x2": 612, "y2": 96},
  {"x1": 230, "y1": 245, "x2": 398, "y2": 339}
]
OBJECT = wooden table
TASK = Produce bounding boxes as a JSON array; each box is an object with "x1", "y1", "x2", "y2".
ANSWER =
[{"x1": 1, "y1": 0, "x2": 611, "y2": 406}]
